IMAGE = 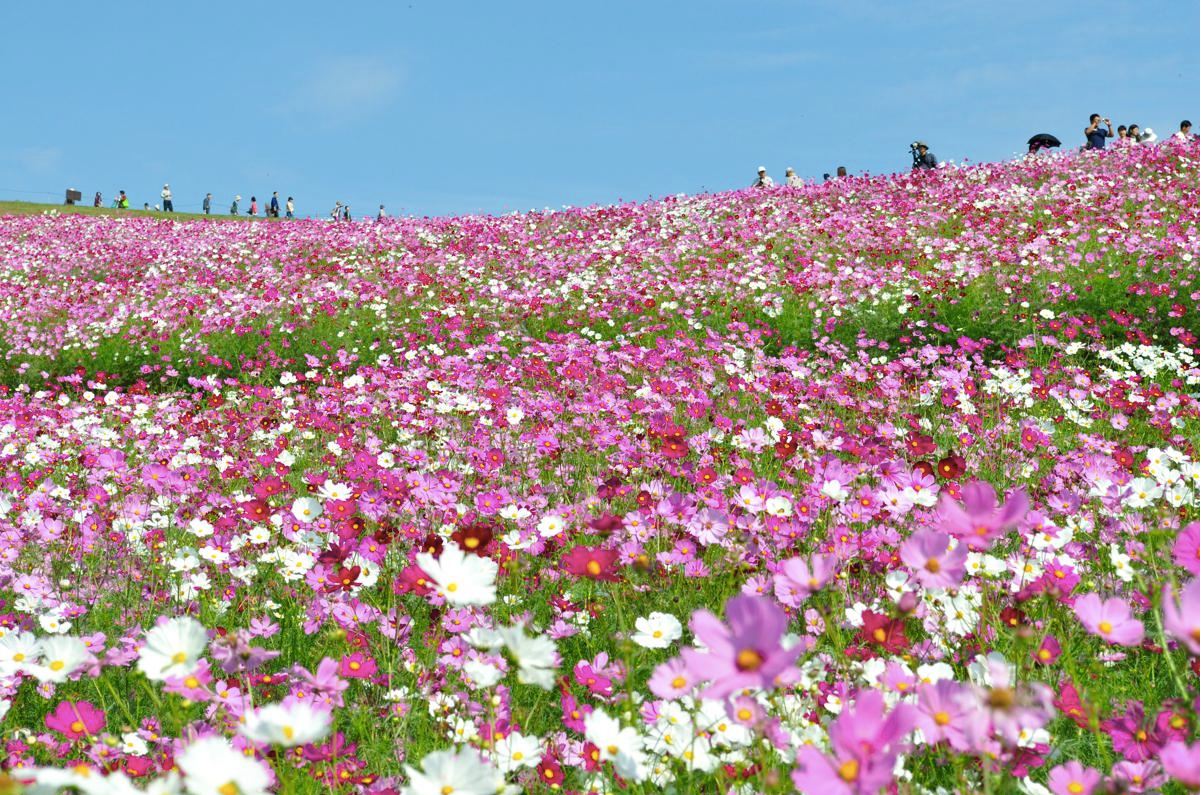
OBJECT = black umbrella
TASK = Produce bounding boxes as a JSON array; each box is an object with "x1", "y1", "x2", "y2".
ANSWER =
[{"x1": 1027, "y1": 133, "x2": 1061, "y2": 149}]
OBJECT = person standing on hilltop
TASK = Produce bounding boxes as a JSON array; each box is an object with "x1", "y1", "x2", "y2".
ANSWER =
[
  {"x1": 1084, "y1": 114, "x2": 1114, "y2": 150},
  {"x1": 93, "y1": 191, "x2": 102, "y2": 207},
  {"x1": 249, "y1": 196, "x2": 258, "y2": 216},
  {"x1": 751, "y1": 166, "x2": 774, "y2": 188},
  {"x1": 911, "y1": 142, "x2": 937, "y2": 170},
  {"x1": 270, "y1": 192, "x2": 280, "y2": 218},
  {"x1": 203, "y1": 193, "x2": 212, "y2": 215},
  {"x1": 230, "y1": 195, "x2": 241, "y2": 215},
  {"x1": 784, "y1": 168, "x2": 803, "y2": 187},
  {"x1": 161, "y1": 184, "x2": 174, "y2": 212},
  {"x1": 286, "y1": 196, "x2": 295, "y2": 219},
  {"x1": 117, "y1": 191, "x2": 130, "y2": 209}
]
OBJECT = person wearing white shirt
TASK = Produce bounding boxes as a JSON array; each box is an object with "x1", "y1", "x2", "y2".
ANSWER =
[
  {"x1": 784, "y1": 167, "x2": 804, "y2": 187},
  {"x1": 1174, "y1": 120, "x2": 1193, "y2": 141},
  {"x1": 751, "y1": 166, "x2": 774, "y2": 188},
  {"x1": 160, "y1": 184, "x2": 174, "y2": 212}
]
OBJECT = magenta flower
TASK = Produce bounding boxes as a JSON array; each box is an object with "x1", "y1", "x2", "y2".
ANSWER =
[
  {"x1": 937, "y1": 481, "x2": 1027, "y2": 550},
  {"x1": 1162, "y1": 578, "x2": 1199, "y2": 655},
  {"x1": 899, "y1": 528, "x2": 967, "y2": 589},
  {"x1": 680, "y1": 595, "x2": 802, "y2": 699},
  {"x1": 44, "y1": 700, "x2": 106, "y2": 740},
  {"x1": 792, "y1": 689, "x2": 913, "y2": 795},
  {"x1": 772, "y1": 554, "x2": 837, "y2": 607},
  {"x1": 1073, "y1": 593, "x2": 1145, "y2": 646},
  {"x1": 1047, "y1": 760, "x2": 1101, "y2": 795}
]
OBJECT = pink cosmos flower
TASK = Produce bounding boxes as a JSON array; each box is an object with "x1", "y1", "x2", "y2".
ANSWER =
[
  {"x1": 44, "y1": 700, "x2": 106, "y2": 740},
  {"x1": 792, "y1": 689, "x2": 913, "y2": 795},
  {"x1": 680, "y1": 595, "x2": 802, "y2": 699},
  {"x1": 1162, "y1": 578, "x2": 1199, "y2": 654},
  {"x1": 648, "y1": 658, "x2": 695, "y2": 700},
  {"x1": 913, "y1": 679, "x2": 980, "y2": 751},
  {"x1": 1047, "y1": 760, "x2": 1101, "y2": 795},
  {"x1": 772, "y1": 554, "x2": 837, "y2": 607},
  {"x1": 1160, "y1": 740, "x2": 1200, "y2": 789},
  {"x1": 937, "y1": 481, "x2": 1028, "y2": 550},
  {"x1": 899, "y1": 528, "x2": 967, "y2": 589},
  {"x1": 1173, "y1": 521, "x2": 1199, "y2": 575},
  {"x1": 1073, "y1": 593, "x2": 1145, "y2": 646}
]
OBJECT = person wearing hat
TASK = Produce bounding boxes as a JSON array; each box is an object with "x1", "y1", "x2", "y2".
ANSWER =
[
  {"x1": 912, "y1": 142, "x2": 937, "y2": 170},
  {"x1": 784, "y1": 167, "x2": 803, "y2": 187},
  {"x1": 160, "y1": 183, "x2": 174, "y2": 212},
  {"x1": 751, "y1": 166, "x2": 774, "y2": 188},
  {"x1": 230, "y1": 195, "x2": 241, "y2": 215}
]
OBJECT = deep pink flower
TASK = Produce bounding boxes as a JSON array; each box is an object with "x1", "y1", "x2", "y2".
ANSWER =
[
  {"x1": 1162, "y1": 577, "x2": 1199, "y2": 654},
  {"x1": 339, "y1": 652, "x2": 377, "y2": 679},
  {"x1": 1103, "y1": 701, "x2": 1164, "y2": 762},
  {"x1": 1047, "y1": 760, "x2": 1101, "y2": 795},
  {"x1": 899, "y1": 528, "x2": 967, "y2": 589},
  {"x1": 1073, "y1": 593, "x2": 1145, "y2": 646},
  {"x1": 680, "y1": 595, "x2": 802, "y2": 699},
  {"x1": 44, "y1": 700, "x2": 106, "y2": 740},
  {"x1": 937, "y1": 481, "x2": 1027, "y2": 550}
]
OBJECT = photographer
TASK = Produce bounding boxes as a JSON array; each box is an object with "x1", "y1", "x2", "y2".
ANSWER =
[
  {"x1": 910, "y1": 141, "x2": 937, "y2": 170},
  {"x1": 1084, "y1": 114, "x2": 1114, "y2": 149}
]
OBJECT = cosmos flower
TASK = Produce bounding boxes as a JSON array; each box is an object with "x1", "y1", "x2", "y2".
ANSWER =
[
  {"x1": 137, "y1": 617, "x2": 209, "y2": 681},
  {"x1": 681, "y1": 595, "x2": 802, "y2": 699},
  {"x1": 176, "y1": 736, "x2": 273, "y2": 795},
  {"x1": 401, "y1": 747, "x2": 504, "y2": 795},
  {"x1": 241, "y1": 698, "x2": 332, "y2": 747},
  {"x1": 415, "y1": 542, "x2": 498, "y2": 607},
  {"x1": 1073, "y1": 593, "x2": 1145, "y2": 646},
  {"x1": 631, "y1": 612, "x2": 683, "y2": 649}
]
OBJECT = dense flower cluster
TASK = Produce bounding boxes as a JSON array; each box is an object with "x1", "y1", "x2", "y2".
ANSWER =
[{"x1": 0, "y1": 141, "x2": 1195, "y2": 793}]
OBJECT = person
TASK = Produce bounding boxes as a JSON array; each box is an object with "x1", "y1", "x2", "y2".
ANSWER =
[
  {"x1": 270, "y1": 192, "x2": 280, "y2": 218},
  {"x1": 1084, "y1": 114, "x2": 1114, "y2": 149},
  {"x1": 836, "y1": 166, "x2": 848, "y2": 178},
  {"x1": 202, "y1": 193, "x2": 212, "y2": 215},
  {"x1": 117, "y1": 191, "x2": 129, "y2": 209},
  {"x1": 331, "y1": 201, "x2": 343, "y2": 221},
  {"x1": 1139, "y1": 127, "x2": 1157, "y2": 143},
  {"x1": 93, "y1": 191, "x2": 102, "y2": 207},
  {"x1": 1126, "y1": 123, "x2": 1144, "y2": 144},
  {"x1": 343, "y1": 204, "x2": 351, "y2": 221},
  {"x1": 911, "y1": 142, "x2": 937, "y2": 169},
  {"x1": 751, "y1": 166, "x2": 774, "y2": 188},
  {"x1": 377, "y1": 204, "x2": 387, "y2": 221},
  {"x1": 1175, "y1": 120, "x2": 1194, "y2": 141},
  {"x1": 1116, "y1": 125, "x2": 1128, "y2": 140},
  {"x1": 822, "y1": 173, "x2": 831, "y2": 182},
  {"x1": 161, "y1": 184, "x2": 174, "y2": 212},
  {"x1": 784, "y1": 167, "x2": 803, "y2": 187},
  {"x1": 249, "y1": 196, "x2": 258, "y2": 216},
  {"x1": 144, "y1": 203, "x2": 152, "y2": 211},
  {"x1": 230, "y1": 195, "x2": 241, "y2": 215},
  {"x1": 286, "y1": 196, "x2": 295, "y2": 219}
]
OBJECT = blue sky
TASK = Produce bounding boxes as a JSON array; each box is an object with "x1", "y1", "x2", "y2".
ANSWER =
[{"x1": 3, "y1": 1, "x2": 1197, "y2": 217}]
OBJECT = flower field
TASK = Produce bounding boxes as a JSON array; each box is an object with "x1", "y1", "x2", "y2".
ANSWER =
[{"x1": 0, "y1": 141, "x2": 1197, "y2": 794}]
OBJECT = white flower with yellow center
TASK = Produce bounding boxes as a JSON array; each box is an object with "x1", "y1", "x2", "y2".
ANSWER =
[
  {"x1": 137, "y1": 617, "x2": 208, "y2": 681},
  {"x1": 241, "y1": 699, "x2": 331, "y2": 747},
  {"x1": 416, "y1": 543, "x2": 497, "y2": 607}
]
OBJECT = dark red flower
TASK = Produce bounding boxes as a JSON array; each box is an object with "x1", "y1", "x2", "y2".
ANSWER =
[{"x1": 858, "y1": 611, "x2": 909, "y2": 654}]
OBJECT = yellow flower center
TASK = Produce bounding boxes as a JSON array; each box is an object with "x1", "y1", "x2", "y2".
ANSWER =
[
  {"x1": 49, "y1": 660, "x2": 65, "y2": 671},
  {"x1": 172, "y1": 652, "x2": 188, "y2": 664},
  {"x1": 586, "y1": 560, "x2": 602, "y2": 576},
  {"x1": 934, "y1": 711, "x2": 951, "y2": 726},
  {"x1": 670, "y1": 676, "x2": 687, "y2": 689},
  {"x1": 838, "y1": 759, "x2": 860, "y2": 782},
  {"x1": 446, "y1": 583, "x2": 459, "y2": 592},
  {"x1": 70, "y1": 720, "x2": 85, "y2": 733},
  {"x1": 1098, "y1": 621, "x2": 1112, "y2": 634},
  {"x1": 924, "y1": 558, "x2": 941, "y2": 573},
  {"x1": 735, "y1": 648, "x2": 763, "y2": 671}
]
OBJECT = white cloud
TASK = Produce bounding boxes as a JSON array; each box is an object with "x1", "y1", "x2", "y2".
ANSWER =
[{"x1": 277, "y1": 55, "x2": 403, "y2": 127}]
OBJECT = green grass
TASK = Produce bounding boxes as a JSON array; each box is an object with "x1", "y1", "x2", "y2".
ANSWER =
[{"x1": 0, "y1": 199, "x2": 278, "y2": 222}]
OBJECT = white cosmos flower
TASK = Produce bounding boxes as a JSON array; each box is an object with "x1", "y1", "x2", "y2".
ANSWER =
[
  {"x1": 29, "y1": 636, "x2": 89, "y2": 683},
  {"x1": 631, "y1": 612, "x2": 683, "y2": 649},
  {"x1": 241, "y1": 699, "x2": 332, "y2": 747},
  {"x1": 462, "y1": 660, "x2": 503, "y2": 689},
  {"x1": 401, "y1": 747, "x2": 504, "y2": 795},
  {"x1": 416, "y1": 543, "x2": 498, "y2": 607},
  {"x1": 536, "y1": 514, "x2": 566, "y2": 538},
  {"x1": 291, "y1": 497, "x2": 323, "y2": 523},
  {"x1": 584, "y1": 709, "x2": 648, "y2": 782},
  {"x1": 495, "y1": 624, "x2": 557, "y2": 689},
  {"x1": 316, "y1": 480, "x2": 352, "y2": 501},
  {"x1": 0, "y1": 631, "x2": 40, "y2": 676},
  {"x1": 177, "y1": 736, "x2": 271, "y2": 795},
  {"x1": 763, "y1": 496, "x2": 793, "y2": 518},
  {"x1": 137, "y1": 617, "x2": 208, "y2": 681},
  {"x1": 492, "y1": 731, "x2": 543, "y2": 772}
]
